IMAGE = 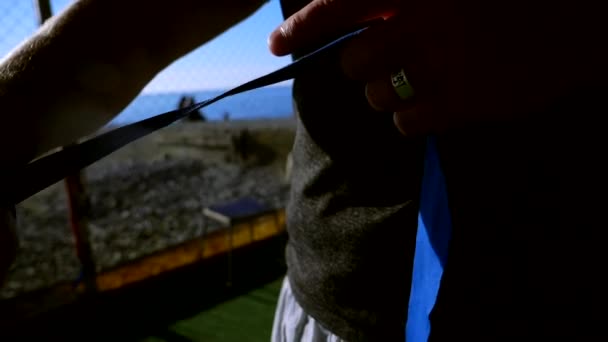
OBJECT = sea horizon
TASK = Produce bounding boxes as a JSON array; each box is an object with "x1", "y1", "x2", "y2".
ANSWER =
[{"x1": 109, "y1": 85, "x2": 294, "y2": 126}]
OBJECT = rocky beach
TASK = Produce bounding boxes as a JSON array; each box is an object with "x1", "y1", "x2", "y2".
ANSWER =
[{"x1": 1, "y1": 119, "x2": 296, "y2": 299}]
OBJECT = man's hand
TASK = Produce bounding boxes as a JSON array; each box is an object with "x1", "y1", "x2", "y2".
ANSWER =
[{"x1": 268, "y1": 0, "x2": 606, "y2": 135}]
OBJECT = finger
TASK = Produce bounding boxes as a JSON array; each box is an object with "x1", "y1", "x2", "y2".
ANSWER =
[
  {"x1": 340, "y1": 17, "x2": 409, "y2": 80},
  {"x1": 393, "y1": 105, "x2": 431, "y2": 136},
  {"x1": 365, "y1": 76, "x2": 414, "y2": 112},
  {"x1": 340, "y1": 13, "x2": 447, "y2": 98},
  {"x1": 340, "y1": 15, "x2": 438, "y2": 99},
  {"x1": 268, "y1": 0, "x2": 399, "y2": 56},
  {"x1": 365, "y1": 71, "x2": 444, "y2": 136},
  {"x1": 393, "y1": 103, "x2": 449, "y2": 136}
]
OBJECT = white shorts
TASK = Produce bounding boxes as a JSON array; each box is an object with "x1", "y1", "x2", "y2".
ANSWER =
[{"x1": 271, "y1": 277, "x2": 345, "y2": 342}]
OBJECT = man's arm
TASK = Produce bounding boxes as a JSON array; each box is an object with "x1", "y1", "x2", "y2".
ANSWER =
[
  {"x1": 0, "y1": 0, "x2": 267, "y2": 166},
  {"x1": 0, "y1": 0, "x2": 267, "y2": 284}
]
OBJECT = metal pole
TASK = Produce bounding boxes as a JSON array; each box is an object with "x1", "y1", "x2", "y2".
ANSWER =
[
  {"x1": 32, "y1": 0, "x2": 98, "y2": 293},
  {"x1": 65, "y1": 173, "x2": 98, "y2": 293},
  {"x1": 33, "y1": 0, "x2": 52, "y2": 25}
]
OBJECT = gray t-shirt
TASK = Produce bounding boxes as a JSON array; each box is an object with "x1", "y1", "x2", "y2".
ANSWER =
[{"x1": 283, "y1": 34, "x2": 425, "y2": 340}]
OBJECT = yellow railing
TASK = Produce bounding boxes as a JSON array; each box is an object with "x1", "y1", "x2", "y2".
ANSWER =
[{"x1": 89, "y1": 209, "x2": 285, "y2": 292}]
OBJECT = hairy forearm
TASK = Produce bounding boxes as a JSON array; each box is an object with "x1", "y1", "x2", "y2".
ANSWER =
[{"x1": 0, "y1": 0, "x2": 266, "y2": 166}]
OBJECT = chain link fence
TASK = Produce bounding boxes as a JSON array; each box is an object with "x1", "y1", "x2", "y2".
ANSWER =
[
  {"x1": 1, "y1": 0, "x2": 294, "y2": 124},
  {"x1": 0, "y1": 0, "x2": 294, "y2": 300}
]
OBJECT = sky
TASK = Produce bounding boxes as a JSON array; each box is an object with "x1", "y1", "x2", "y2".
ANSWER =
[{"x1": 0, "y1": 0, "x2": 292, "y2": 93}]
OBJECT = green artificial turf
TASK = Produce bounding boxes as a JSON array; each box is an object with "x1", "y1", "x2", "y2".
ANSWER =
[{"x1": 139, "y1": 277, "x2": 283, "y2": 342}]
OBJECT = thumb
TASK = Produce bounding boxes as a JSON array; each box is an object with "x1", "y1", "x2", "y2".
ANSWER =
[{"x1": 268, "y1": 0, "x2": 399, "y2": 56}]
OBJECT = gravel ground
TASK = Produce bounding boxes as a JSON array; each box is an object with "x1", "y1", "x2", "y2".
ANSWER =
[{"x1": 1, "y1": 119, "x2": 295, "y2": 299}]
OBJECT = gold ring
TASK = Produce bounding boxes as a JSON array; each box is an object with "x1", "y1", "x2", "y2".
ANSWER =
[{"x1": 390, "y1": 68, "x2": 414, "y2": 100}]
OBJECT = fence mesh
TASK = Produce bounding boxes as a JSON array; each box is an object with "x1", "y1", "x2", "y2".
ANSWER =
[{"x1": 0, "y1": 0, "x2": 293, "y2": 300}]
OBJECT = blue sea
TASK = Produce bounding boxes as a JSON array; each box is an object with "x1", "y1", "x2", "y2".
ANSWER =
[{"x1": 109, "y1": 85, "x2": 294, "y2": 125}]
